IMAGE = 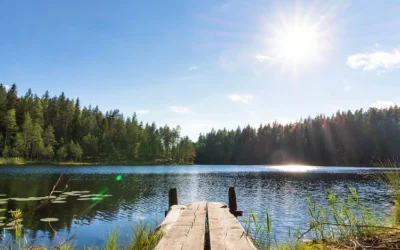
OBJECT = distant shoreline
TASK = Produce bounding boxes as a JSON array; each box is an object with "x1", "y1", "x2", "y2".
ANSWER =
[
  {"x1": 0, "y1": 157, "x2": 194, "y2": 166},
  {"x1": 0, "y1": 159, "x2": 376, "y2": 167}
]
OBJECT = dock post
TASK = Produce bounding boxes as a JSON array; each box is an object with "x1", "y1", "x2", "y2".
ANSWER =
[
  {"x1": 228, "y1": 187, "x2": 243, "y2": 217},
  {"x1": 165, "y1": 188, "x2": 178, "y2": 216}
]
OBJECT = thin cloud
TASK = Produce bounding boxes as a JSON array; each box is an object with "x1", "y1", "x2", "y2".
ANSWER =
[
  {"x1": 170, "y1": 106, "x2": 191, "y2": 114},
  {"x1": 347, "y1": 46, "x2": 400, "y2": 73},
  {"x1": 136, "y1": 110, "x2": 149, "y2": 115},
  {"x1": 369, "y1": 100, "x2": 396, "y2": 109},
  {"x1": 188, "y1": 65, "x2": 198, "y2": 71},
  {"x1": 255, "y1": 54, "x2": 272, "y2": 62},
  {"x1": 227, "y1": 94, "x2": 253, "y2": 103},
  {"x1": 3, "y1": 84, "x2": 10, "y2": 91}
]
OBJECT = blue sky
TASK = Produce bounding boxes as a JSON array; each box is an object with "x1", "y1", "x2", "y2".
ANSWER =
[{"x1": 1, "y1": 0, "x2": 400, "y2": 140}]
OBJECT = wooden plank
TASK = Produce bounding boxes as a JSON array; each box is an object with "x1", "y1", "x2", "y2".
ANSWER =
[
  {"x1": 157, "y1": 205, "x2": 186, "y2": 233},
  {"x1": 155, "y1": 202, "x2": 206, "y2": 250},
  {"x1": 208, "y1": 202, "x2": 257, "y2": 250}
]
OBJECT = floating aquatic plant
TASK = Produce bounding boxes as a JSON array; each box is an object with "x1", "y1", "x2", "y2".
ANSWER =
[
  {"x1": 52, "y1": 201, "x2": 67, "y2": 204},
  {"x1": 40, "y1": 218, "x2": 59, "y2": 222},
  {"x1": 63, "y1": 192, "x2": 81, "y2": 196},
  {"x1": 79, "y1": 195, "x2": 92, "y2": 198}
]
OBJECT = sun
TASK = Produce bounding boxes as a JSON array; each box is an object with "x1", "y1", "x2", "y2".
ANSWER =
[
  {"x1": 275, "y1": 23, "x2": 319, "y2": 64},
  {"x1": 266, "y1": 14, "x2": 328, "y2": 70}
]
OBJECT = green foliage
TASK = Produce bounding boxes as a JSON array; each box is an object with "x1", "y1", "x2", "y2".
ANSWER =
[
  {"x1": 305, "y1": 188, "x2": 384, "y2": 241},
  {"x1": 0, "y1": 85, "x2": 195, "y2": 164},
  {"x1": 57, "y1": 145, "x2": 68, "y2": 161},
  {"x1": 244, "y1": 210, "x2": 275, "y2": 249},
  {"x1": 374, "y1": 159, "x2": 400, "y2": 224},
  {"x1": 196, "y1": 107, "x2": 400, "y2": 165}
]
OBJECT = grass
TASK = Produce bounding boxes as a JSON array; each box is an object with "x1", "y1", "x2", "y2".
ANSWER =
[
  {"x1": 84, "y1": 223, "x2": 163, "y2": 250},
  {"x1": 374, "y1": 159, "x2": 400, "y2": 223},
  {"x1": 244, "y1": 184, "x2": 399, "y2": 249}
]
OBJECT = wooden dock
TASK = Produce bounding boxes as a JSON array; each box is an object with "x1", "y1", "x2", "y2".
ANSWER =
[{"x1": 155, "y1": 187, "x2": 256, "y2": 250}]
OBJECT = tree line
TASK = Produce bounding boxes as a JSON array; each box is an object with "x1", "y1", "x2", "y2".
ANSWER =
[
  {"x1": 0, "y1": 84, "x2": 196, "y2": 163},
  {"x1": 195, "y1": 106, "x2": 400, "y2": 166},
  {"x1": 2, "y1": 83, "x2": 399, "y2": 166}
]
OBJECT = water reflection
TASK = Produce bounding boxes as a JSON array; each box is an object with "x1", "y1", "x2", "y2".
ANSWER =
[
  {"x1": 0, "y1": 165, "x2": 393, "y2": 247},
  {"x1": 269, "y1": 165, "x2": 320, "y2": 172}
]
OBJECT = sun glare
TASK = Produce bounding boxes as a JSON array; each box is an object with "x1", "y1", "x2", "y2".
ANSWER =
[
  {"x1": 276, "y1": 23, "x2": 319, "y2": 64},
  {"x1": 265, "y1": 12, "x2": 329, "y2": 72},
  {"x1": 270, "y1": 165, "x2": 320, "y2": 173}
]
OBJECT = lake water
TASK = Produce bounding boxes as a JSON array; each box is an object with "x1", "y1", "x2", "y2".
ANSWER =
[{"x1": 0, "y1": 165, "x2": 394, "y2": 247}]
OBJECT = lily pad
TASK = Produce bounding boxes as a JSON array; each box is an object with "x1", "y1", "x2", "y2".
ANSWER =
[
  {"x1": 70, "y1": 190, "x2": 90, "y2": 194},
  {"x1": 51, "y1": 191, "x2": 63, "y2": 193},
  {"x1": 2, "y1": 226, "x2": 17, "y2": 230},
  {"x1": 79, "y1": 195, "x2": 92, "y2": 198},
  {"x1": 91, "y1": 197, "x2": 103, "y2": 201},
  {"x1": 52, "y1": 201, "x2": 67, "y2": 204},
  {"x1": 0, "y1": 216, "x2": 6, "y2": 220},
  {"x1": 102, "y1": 194, "x2": 113, "y2": 197},
  {"x1": 0, "y1": 220, "x2": 22, "y2": 227},
  {"x1": 77, "y1": 198, "x2": 92, "y2": 201},
  {"x1": 0, "y1": 194, "x2": 6, "y2": 197},
  {"x1": 0, "y1": 209, "x2": 6, "y2": 212},
  {"x1": 40, "y1": 218, "x2": 59, "y2": 222},
  {"x1": 63, "y1": 192, "x2": 81, "y2": 196},
  {"x1": 0, "y1": 201, "x2": 7, "y2": 205},
  {"x1": 13, "y1": 198, "x2": 35, "y2": 202}
]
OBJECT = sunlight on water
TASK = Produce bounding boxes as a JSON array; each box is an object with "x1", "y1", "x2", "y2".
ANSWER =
[{"x1": 269, "y1": 165, "x2": 320, "y2": 172}]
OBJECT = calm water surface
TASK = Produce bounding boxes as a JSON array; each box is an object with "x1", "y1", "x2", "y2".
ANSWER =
[{"x1": 0, "y1": 165, "x2": 393, "y2": 247}]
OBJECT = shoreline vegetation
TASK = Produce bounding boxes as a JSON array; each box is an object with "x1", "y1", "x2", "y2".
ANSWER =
[
  {"x1": 1, "y1": 84, "x2": 400, "y2": 167},
  {"x1": 0, "y1": 157, "x2": 194, "y2": 166}
]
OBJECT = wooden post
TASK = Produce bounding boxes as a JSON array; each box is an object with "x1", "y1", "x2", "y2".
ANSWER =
[
  {"x1": 166, "y1": 188, "x2": 178, "y2": 216},
  {"x1": 169, "y1": 188, "x2": 178, "y2": 207},
  {"x1": 228, "y1": 187, "x2": 237, "y2": 212},
  {"x1": 228, "y1": 187, "x2": 243, "y2": 217}
]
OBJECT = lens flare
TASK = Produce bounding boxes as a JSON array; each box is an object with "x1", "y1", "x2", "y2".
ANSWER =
[{"x1": 116, "y1": 175, "x2": 122, "y2": 181}]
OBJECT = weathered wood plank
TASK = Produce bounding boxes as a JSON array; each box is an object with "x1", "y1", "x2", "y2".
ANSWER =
[
  {"x1": 155, "y1": 202, "x2": 206, "y2": 250},
  {"x1": 157, "y1": 205, "x2": 186, "y2": 233},
  {"x1": 208, "y1": 202, "x2": 257, "y2": 250}
]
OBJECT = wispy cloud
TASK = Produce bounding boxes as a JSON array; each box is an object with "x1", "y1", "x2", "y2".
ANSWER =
[
  {"x1": 188, "y1": 65, "x2": 198, "y2": 71},
  {"x1": 375, "y1": 43, "x2": 382, "y2": 48},
  {"x1": 370, "y1": 100, "x2": 396, "y2": 109},
  {"x1": 255, "y1": 54, "x2": 273, "y2": 62},
  {"x1": 2, "y1": 84, "x2": 10, "y2": 91},
  {"x1": 347, "y1": 46, "x2": 400, "y2": 73},
  {"x1": 136, "y1": 110, "x2": 149, "y2": 115},
  {"x1": 170, "y1": 106, "x2": 191, "y2": 114},
  {"x1": 226, "y1": 94, "x2": 253, "y2": 103}
]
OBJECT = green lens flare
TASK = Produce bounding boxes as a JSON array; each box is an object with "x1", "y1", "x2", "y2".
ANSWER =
[{"x1": 116, "y1": 175, "x2": 122, "y2": 181}]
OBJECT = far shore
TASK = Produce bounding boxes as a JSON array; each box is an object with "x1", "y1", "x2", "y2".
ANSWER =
[{"x1": 0, "y1": 158, "x2": 377, "y2": 167}]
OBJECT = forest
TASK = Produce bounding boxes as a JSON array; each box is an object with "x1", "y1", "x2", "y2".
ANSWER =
[
  {"x1": 196, "y1": 106, "x2": 400, "y2": 165},
  {"x1": 1, "y1": 83, "x2": 399, "y2": 166},
  {"x1": 0, "y1": 84, "x2": 196, "y2": 164}
]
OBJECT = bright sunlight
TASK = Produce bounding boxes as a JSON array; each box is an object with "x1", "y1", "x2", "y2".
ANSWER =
[
  {"x1": 269, "y1": 165, "x2": 320, "y2": 172},
  {"x1": 266, "y1": 11, "x2": 329, "y2": 71},
  {"x1": 275, "y1": 23, "x2": 319, "y2": 64}
]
